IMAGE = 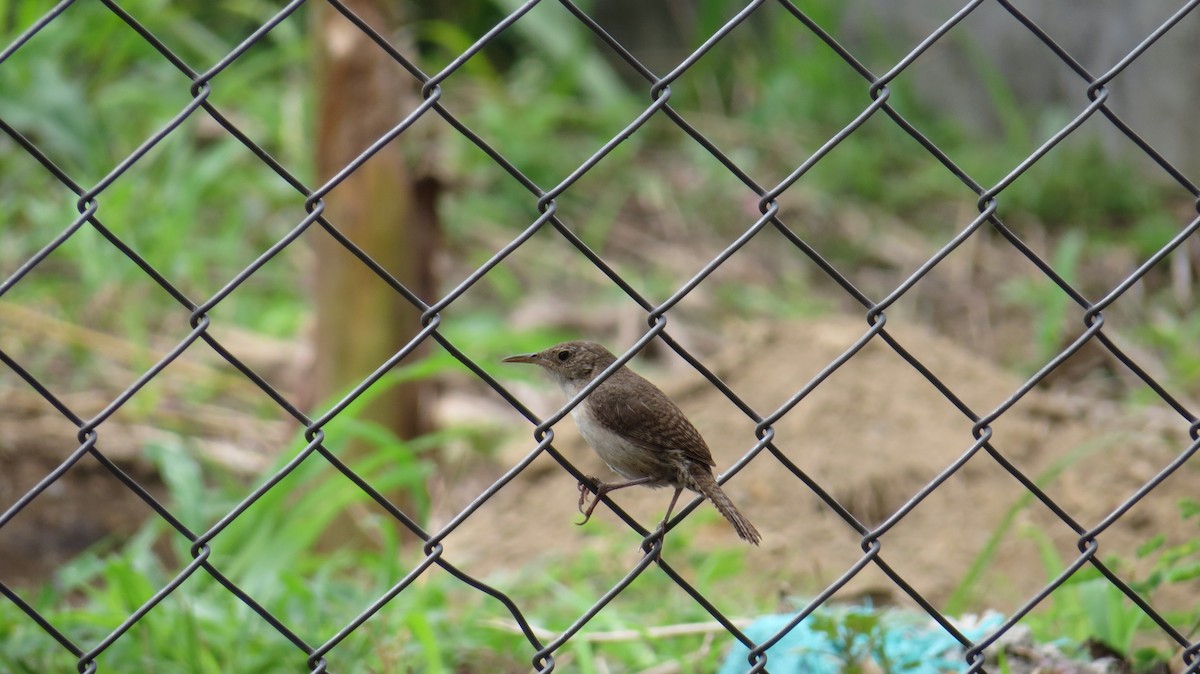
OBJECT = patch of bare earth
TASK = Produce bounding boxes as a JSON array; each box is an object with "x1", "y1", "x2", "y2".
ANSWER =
[{"x1": 440, "y1": 315, "x2": 1198, "y2": 616}]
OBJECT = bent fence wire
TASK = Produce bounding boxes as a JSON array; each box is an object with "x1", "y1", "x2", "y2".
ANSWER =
[{"x1": 3, "y1": 1, "x2": 1200, "y2": 673}]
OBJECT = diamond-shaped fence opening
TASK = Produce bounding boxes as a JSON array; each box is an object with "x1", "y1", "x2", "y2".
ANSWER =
[{"x1": 3, "y1": 1, "x2": 1200, "y2": 672}]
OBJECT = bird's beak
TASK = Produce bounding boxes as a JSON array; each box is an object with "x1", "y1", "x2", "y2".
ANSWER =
[{"x1": 502, "y1": 353, "x2": 542, "y2": 365}]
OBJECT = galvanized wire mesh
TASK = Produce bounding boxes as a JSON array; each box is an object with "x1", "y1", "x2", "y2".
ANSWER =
[{"x1": 3, "y1": 1, "x2": 1200, "y2": 673}]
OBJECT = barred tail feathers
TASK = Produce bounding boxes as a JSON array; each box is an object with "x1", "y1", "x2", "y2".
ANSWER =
[{"x1": 691, "y1": 469, "x2": 761, "y2": 545}]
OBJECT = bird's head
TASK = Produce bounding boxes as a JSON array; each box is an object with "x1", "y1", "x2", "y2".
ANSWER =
[{"x1": 502, "y1": 340, "x2": 617, "y2": 387}]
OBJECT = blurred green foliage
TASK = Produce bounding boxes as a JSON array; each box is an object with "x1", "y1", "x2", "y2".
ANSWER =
[
  {"x1": 1, "y1": 0, "x2": 310, "y2": 337},
  {"x1": 0, "y1": 423, "x2": 752, "y2": 672},
  {"x1": 946, "y1": 433, "x2": 1199, "y2": 671},
  {"x1": 4, "y1": 0, "x2": 1192, "y2": 379},
  {"x1": 3, "y1": 1, "x2": 1199, "y2": 670}
]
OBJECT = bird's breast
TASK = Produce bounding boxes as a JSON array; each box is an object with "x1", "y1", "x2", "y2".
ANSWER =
[{"x1": 572, "y1": 403, "x2": 658, "y2": 481}]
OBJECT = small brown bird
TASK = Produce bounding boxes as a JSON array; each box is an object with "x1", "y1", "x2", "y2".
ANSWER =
[{"x1": 503, "y1": 340, "x2": 761, "y2": 545}]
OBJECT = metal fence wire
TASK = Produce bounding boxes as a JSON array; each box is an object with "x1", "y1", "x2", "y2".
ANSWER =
[{"x1": 3, "y1": 1, "x2": 1200, "y2": 672}]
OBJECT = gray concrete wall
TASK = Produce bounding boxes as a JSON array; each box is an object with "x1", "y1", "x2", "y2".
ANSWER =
[{"x1": 839, "y1": 0, "x2": 1199, "y2": 176}]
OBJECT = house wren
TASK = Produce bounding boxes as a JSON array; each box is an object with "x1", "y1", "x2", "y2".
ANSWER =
[{"x1": 504, "y1": 340, "x2": 761, "y2": 545}]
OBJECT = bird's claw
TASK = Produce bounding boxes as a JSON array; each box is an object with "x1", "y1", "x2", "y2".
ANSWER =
[
  {"x1": 576, "y1": 478, "x2": 602, "y2": 526},
  {"x1": 576, "y1": 479, "x2": 593, "y2": 513},
  {"x1": 641, "y1": 522, "x2": 667, "y2": 560}
]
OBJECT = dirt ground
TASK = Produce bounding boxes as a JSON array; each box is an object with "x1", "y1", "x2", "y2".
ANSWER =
[{"x1": 439, "y1": 315, "x2": 1199, "y2": 619}]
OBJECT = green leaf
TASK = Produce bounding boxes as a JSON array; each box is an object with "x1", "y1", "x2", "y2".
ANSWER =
[{"x1": 1135, "y1": 534, "x2": 1166, "y2": 558}]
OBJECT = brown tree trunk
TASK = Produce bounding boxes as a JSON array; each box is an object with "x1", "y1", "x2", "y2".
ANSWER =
[{"x1": 311, "y1": 0, "x2": 437, "y2": 534}]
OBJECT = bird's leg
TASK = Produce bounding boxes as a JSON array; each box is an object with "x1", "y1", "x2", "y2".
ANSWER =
[
  {"x1": 642, "y1": 487, "x2": 684, "y2": 561},
  {"x1": 576, "y1": 476, "x2": 657, "y2": 525},
  {"x1": 659, "y1": 487, "x2": 684, "y2": 535}
]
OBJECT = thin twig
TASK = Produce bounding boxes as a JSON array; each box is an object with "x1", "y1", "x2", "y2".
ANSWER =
[{"x1": 482, "y1": 617, "x2": 752, "y2": 643}]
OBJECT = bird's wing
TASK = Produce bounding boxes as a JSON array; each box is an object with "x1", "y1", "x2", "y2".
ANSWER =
[{"x1": 588, "y1": 377, "x2": 717, "y2": 468}]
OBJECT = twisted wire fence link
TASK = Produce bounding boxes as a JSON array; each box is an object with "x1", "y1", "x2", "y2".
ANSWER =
[{"x1": 3, "y1": 1, "x2": 1199, "y2": 672}]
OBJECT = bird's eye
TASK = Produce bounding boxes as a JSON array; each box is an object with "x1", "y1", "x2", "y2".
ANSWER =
[{"x1": 557, "y1": 350, "x2": 571, "y2": 362}]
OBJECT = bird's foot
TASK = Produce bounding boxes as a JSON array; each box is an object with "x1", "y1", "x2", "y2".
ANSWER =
[
  {"x1": 640, "y1": 521, "x2": 668, "y2": 561},
  {"x1": 576, "y1": 479, "x2": 594, "y2": 512},
  {"x1": 576, "y1": 477, "x2": 604, "y2": 525}
]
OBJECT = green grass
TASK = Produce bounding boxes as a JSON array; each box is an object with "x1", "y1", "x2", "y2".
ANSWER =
[
  {"x1": 0, "y1": 428, "x2": 755, "y2": 673},
  {"x1": 1, "y1": 0, "x2": 310, "y2": 339}
]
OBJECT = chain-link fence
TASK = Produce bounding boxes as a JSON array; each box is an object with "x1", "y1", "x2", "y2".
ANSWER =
[{"x1": 3, "y1": 1, "x2": 1200, "y2": 672}]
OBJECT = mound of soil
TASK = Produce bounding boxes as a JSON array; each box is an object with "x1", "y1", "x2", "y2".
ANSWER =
[{"x1": 442, "y1": 315, "x2": 1198, "y2": 617}]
